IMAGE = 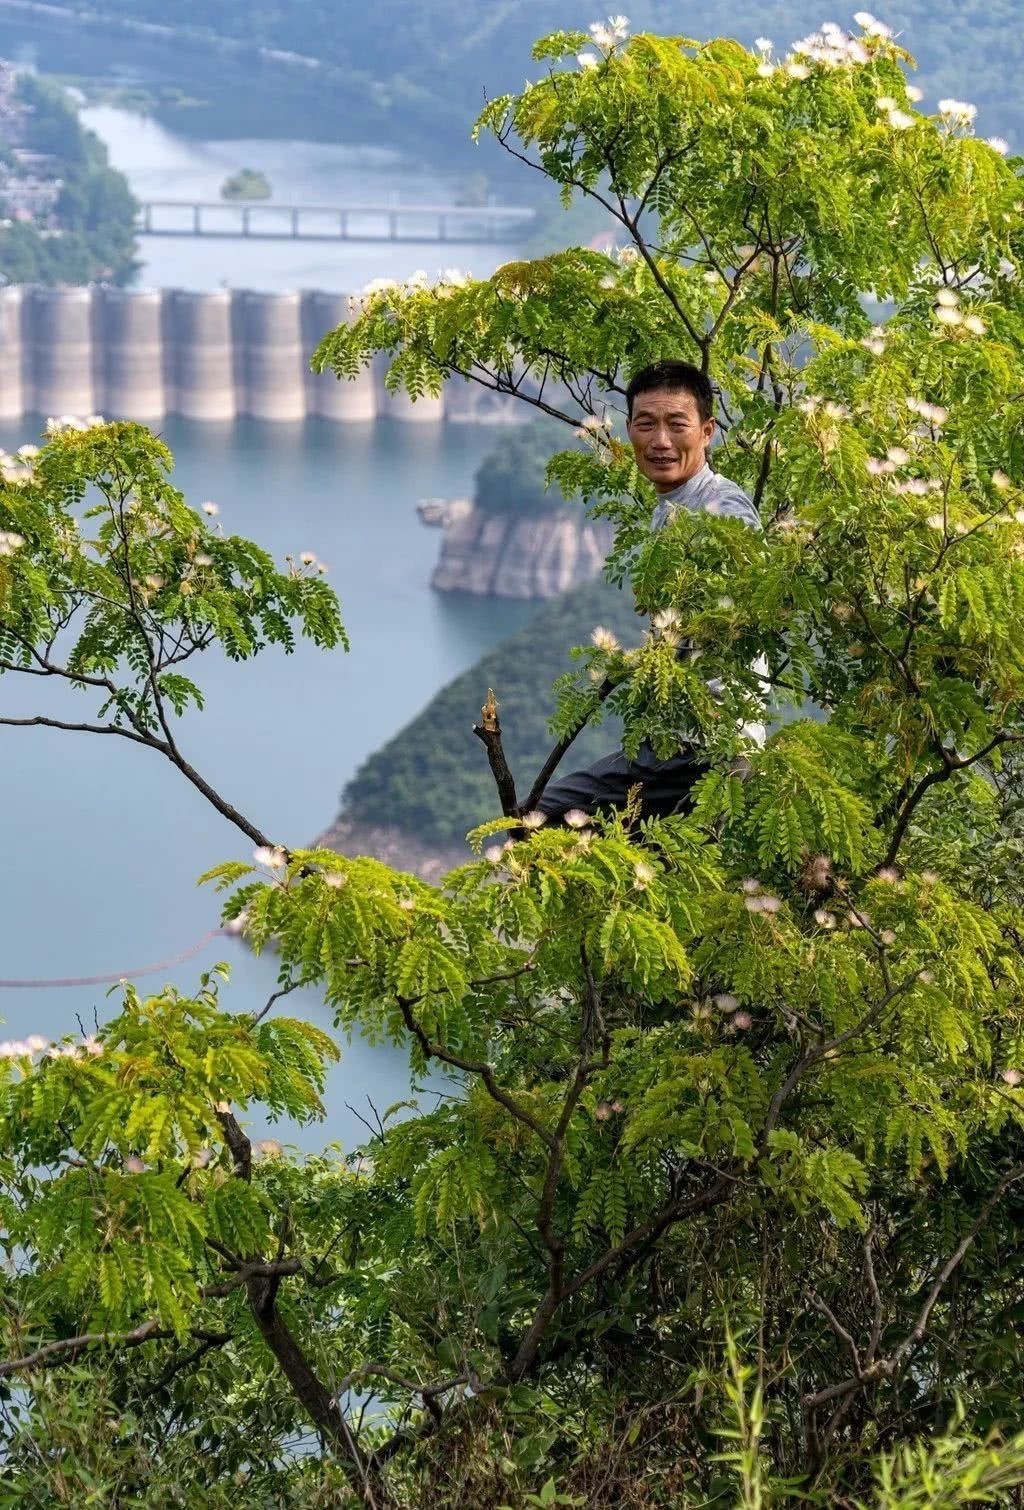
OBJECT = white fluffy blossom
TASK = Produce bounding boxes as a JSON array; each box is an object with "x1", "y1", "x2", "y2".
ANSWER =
[
  {"x1": 793, "y1": 12, "x2": 889, "y2": 65},
  {"x1": 992, "y1": 470, "x2": 1012, "y2": 490},
  {"x1": 906, "y1": 397, "x2": 947, "y2": 426},
  {"x1": 651, "y1": 608, "x2": 682, "y2": 633},
  {"x1": 935, "y1": 306, "x2": 962, "y2": 326},
  {"x1": 938, "y1": 97, "x2": 977, "y2": 125},
  {"x1": 253, "y1": 845, "x2": 287, "y2": 870},
  {"x1": 201, "y1": 501, "x2": 219, "y2": 516},
  {"x1": 936, "y1": 288, "x2": 960, "y2": 308},
  {"x1": 591, "y1": 624, "x2": 620, "y2": 652},
  {"x1": 564, "y1": 809, "x2": 592, "y2": 829},
  {"x1": 906, "y1": 84, "x2": 923, "y2": 102},
  {"x1": 987, "y1": 136, "x2": 1010, "y2": 155},
  {"x1": 520, "y1": 810, "x2": 546, "y2": 830},
  {"x1": 589, "y1": 14, "x2": 629, "y2": 50},
  {"x1": 963, "y1": 314, "x2": 986, "y2": 335}
]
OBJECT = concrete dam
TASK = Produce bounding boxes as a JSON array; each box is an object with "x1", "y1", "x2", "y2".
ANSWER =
[{"x1": 0, "y1": 285, "x2": 515, "y2": 425}]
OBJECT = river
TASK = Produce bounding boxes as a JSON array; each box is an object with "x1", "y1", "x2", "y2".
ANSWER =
[
  {"x1": 80, "y1": 105, "x2": 522, "y2": 292},
  {"x1": 0, "y1": 99, "x2": 535, "y2": 1147}
]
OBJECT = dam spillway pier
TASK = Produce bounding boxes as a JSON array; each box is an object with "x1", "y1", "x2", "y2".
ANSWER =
[{"x1": 0, "y1": 285, "x2": 520, "y2": 426}]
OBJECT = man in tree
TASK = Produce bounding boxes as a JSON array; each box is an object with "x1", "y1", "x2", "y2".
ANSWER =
[{"x1": 534, "y1": 358, "x2": 761, "y2": 824}]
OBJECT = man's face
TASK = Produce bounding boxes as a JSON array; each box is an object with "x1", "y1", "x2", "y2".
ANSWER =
[{"x1": 627, "y1": 387, "x2": 715, "y2": 494}]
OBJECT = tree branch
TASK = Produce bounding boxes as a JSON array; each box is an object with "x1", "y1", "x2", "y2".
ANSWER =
[
  {"x1": 473, "y1": 687, "x2": 519, "y2": 819},
  {"x1": 522, "y1": 678, "x2": 616, "y2": 814}
]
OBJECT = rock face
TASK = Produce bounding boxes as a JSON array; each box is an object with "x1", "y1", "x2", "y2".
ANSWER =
[
  {"x1": 314, "y1": 814, "x2": 467, "y2": 884},
  {"x1": 431, "y1": 506, "x2": 613, "y2": 598}
]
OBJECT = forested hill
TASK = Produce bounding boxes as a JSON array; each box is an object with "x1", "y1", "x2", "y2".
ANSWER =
[
  {"x1": 341, "y1": 578, "x2": 639, "y2": 848},
  {"x1": 61, "y1": 1, "x2": 1024, "y2": 149}
]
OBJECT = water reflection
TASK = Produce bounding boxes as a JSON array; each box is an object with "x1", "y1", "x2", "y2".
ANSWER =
[{"x1": 0, "y1": 414, "x2": 534, "y2": 1146}]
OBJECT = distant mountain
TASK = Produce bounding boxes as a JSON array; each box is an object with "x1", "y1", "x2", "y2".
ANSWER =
[{"x1": 63, "y1": 1, "x2": 1024, "y2": 150}]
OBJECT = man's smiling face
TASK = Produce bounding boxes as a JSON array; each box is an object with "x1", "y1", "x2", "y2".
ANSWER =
[{"x1": 626, "y1": 386, "x2": 716, "y2": 494}]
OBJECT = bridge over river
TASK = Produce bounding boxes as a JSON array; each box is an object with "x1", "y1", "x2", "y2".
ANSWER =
[{"x1": 136, "y1": 200, "x2": 537, "y2": 243}]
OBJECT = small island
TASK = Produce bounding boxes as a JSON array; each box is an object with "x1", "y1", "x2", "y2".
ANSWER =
[{"x1": 220, "y1": 168, "x2": 271, "y2": 202}]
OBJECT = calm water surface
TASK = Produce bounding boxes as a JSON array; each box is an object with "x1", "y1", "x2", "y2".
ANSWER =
[
  {"x1": 0, "y1": 73, "x2": 534, "y2": 1148},
  {"x1": 0, "y1": 414, "x2": 533, "y2": 1144},
  {"x1": 80, "y1": 104, "x2": 521, "y2": 292}
]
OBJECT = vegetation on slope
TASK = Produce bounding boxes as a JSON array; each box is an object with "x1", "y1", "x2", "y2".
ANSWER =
[
  {"x1": 5, "y1": 17, "x2": 1024, "y2": 1508},
  {"x1": 0, "y1": 73, "x2": 137, "y2": 285},
  {"x1": 59, "y1": 0, "x2": 1024, "y2": 152},
  {"x1": 342, "y1": 578, "x2": 638, "y2": 846},
  {"x1": 473, "y1": 419, "x2": 590, "y2": 515}
]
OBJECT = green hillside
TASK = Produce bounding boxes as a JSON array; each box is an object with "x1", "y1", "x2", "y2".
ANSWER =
[
  {"x1": 341, "y1": 578, "x2": 640, "y2": 845},
  {"x1": 51, "y1": 2, "x2": 1024, "y2": 152},
  {"x1": 0, "y1": 74, "x2": 137, "y2": 285}
]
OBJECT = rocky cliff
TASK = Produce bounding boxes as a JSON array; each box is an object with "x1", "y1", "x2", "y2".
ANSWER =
[{"x1": 429, "y1": 505, "x2": 613, "y2": 598}]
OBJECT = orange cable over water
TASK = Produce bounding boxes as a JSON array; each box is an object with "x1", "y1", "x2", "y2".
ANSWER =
[{"x1": 0, "y1": 928, "x2": 231, "y2": 989}]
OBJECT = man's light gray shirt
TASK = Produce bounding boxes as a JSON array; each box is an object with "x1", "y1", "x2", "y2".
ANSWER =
[
  {"x1": 650, "y1": 461, "x2": 762, "y2": 535},
  {"x1": 648, "y1": 460, "x2": 766, "y2": 746}
]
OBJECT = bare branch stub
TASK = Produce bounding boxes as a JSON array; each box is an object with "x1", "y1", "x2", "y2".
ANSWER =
[{"x1": 473, "y1": 687, "x2": 519, "y2": 820}]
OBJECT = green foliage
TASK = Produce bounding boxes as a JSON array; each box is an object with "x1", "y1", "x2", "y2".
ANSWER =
[
  {"x1": 0, "y1": 419, "x2": 346, "y2": 745},
  {"x1": 5, "y1": 17, "x2": 1024, "y2": 1510},
  {"x1": 0, "y1": 74, "x2": 138, "y2": 286}
]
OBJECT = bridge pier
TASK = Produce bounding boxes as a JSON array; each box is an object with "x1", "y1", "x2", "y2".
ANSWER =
[
  {"x1": 303, "y1": 291, "x2": 377, "y2": 421},
  {"x1": 29, "y1": 286, "x2": 96, "y2": 418},
  {"x1": 0, "y1": 286, "x2": 24, "y2": 419},
  {"x1": 170, "y1": 289, "x2": 237, "y2": 421},
  {"x1": 100, "y1": 287, "x2": 167, "y2": 420},
  {"x1": 241, "y1": 291, "x2": 306, "y2": 421}
]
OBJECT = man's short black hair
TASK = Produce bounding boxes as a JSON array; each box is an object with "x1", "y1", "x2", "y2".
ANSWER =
[{"x1": 626, "y1": 360, "x2": 714, "y2": 424}]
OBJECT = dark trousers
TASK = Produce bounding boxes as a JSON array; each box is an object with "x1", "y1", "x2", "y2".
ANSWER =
[{"x1": 535, "y1": 742, "x2": 706, "y2": 822}]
